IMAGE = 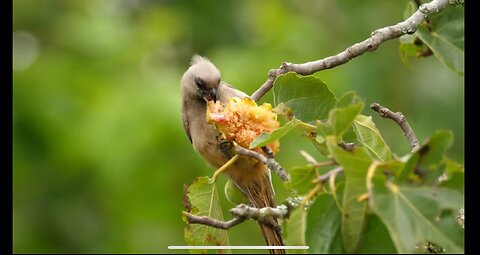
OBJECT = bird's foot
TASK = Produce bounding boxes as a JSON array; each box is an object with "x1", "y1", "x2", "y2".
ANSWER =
[{"x1": 218, "y1": 139, "x2": 235, "y2": 159}]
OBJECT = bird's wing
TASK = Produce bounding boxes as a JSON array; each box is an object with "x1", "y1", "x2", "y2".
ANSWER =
[{"x1": 182, "y1": 103, "x2": 192, "y2": 143}]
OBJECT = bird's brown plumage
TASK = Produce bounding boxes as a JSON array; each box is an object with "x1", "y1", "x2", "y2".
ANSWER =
[{"x1": 181, "y1": 55, "x2": 285, "y2": 254}]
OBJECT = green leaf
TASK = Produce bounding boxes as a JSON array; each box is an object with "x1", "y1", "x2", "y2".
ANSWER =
[
  {"x1": 310, "y1": 135, "x2": 329, "y2": 157},
  {"x1": 353, "y1": 115, "x2": 392, "y2": 161},
  {"x1": 326, "y1": 136, "x2": 372, "y2": 253},
  {"x1": 403, "y1": 1, "x2": 416, "y2": 20},
  {"x1": 306, "y1": 192, "x2": 343, "y2": 253},
  {"x1": 273, "y1": 72, "x2": 337, "y2": 122},
  {"x1": 398, "y1": 2, "x2": 428, "y2": 67},
  {"x1": 336, "y1": 91, "x2": 362, "y2": 108},
  {"x1": 274, "y1": 102, "x2": 293, "y2": 117},
  {"x1": 399, "y1": 42, "x2": 413, "y2": 67},
  {"x1": 284, "y1": 207, "x2": 307, "y2": 254},
  {"x1": 224, "y1": 180, "x2": 249, "y2": 205},
  {"x1": 357, "y1": 214, "x2": 396, "y2": 254},
  {"x1": 315, "y1": 91, "x2": 363, "y2": 156},
  {"x1": 440, "y1": 157, "x2": 464, "y2": 194},
  {"x1": 398, "y1": 42, "x2": 429, "y2": 67},
  {"x1": 370, "y1": 182, "x2": 464, "y2": 253},
  {"x1": 416, "y1": 6, "x2": 464, "y2": 75},
  {"x1": 398, "y1": 130, "x2": 453, "y2": 185},
  {"x1": 184, "y1": 177, "x2": 231, "y2": 253},
  {"x1": 319, "y1": 102, "x2": 364, "y2": 138},
  {"x1": 249, "y1": 119, "x2": 301, "y2": 149},
  {"x1": 286, "y1": 165, "x2": 317, "y2": 196}
]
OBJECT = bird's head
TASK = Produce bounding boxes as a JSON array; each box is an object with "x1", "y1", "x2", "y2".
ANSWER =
[{"x1": 182, "y1": 55, "x2": 221, "y2": 102}]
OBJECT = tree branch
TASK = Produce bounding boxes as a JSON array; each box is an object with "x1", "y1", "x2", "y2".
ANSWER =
[
  {"x1": 185, "y1": 213, "x2": 246, "y2": 230},
  {"x1": 234, "y1": 145, "x2": 291, "y2": 182},
  {"x1": 313, "y1": 167, "x2": 344, "y2": 184},
  {"x1": 370, "y1": 103, "x2": 419, "y2": 152},
  {"x1": 250, "y1": 0, "x2": 451, "y2": 101},
  {"x1": 338, "y1": 142, "x2": 355, "y2": 152},
  {"x1": 313, "y1": 160, "x2": 337, "y2": 168},
  {"x1": 230, "y1": 204, "x2": 290, "y2": 220},
  {"x1": 184, "y1": 204, "x2": 290, "y2": 230}
]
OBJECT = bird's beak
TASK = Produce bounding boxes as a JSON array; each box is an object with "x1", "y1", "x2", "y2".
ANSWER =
[{"x1": 202, "y1": 88, "x2": 217, "y2": 102}]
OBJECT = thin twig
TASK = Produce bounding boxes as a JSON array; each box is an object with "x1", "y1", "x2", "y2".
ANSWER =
[
  {"x1": 235, "y1": 145, "x2": 291, "y2": 182},
  {"x1": 184, "y1": 204, "x2": 290, "y2": 230},
  {"x1": 313, "y1": 167, "x2": 344, "y2": 184},
  {"x1": 312, "y1": 160, "x2": 337, "y2": 168},
  {"x1": 299, "y1": 150, "x2": 318, "y2": 165},
  {"x1": 185, "y1": 213, "x2": 245, "y2": 230},
  {"x1": 370, "y1": 103, "x2": 419, "y2": 152},
  {"x1": 339, "y1": 142, "x2": 355, "y2": 152},
  {"x1": 250, "y1": 0, "x2": 451, "y2": 101}
]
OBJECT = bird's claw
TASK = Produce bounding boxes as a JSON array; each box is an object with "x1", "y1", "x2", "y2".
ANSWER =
[{"x1": 218, "y1": 139, "x2": 235, "y2": 159}]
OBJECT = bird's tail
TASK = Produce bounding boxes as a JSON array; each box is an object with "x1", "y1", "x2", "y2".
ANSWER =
[
  {"x1": 258, "y1": 221, "x2": 285, "y2": 254},
  {"x1": 230, "y1": 163, "x2": 285, "y2": 254}
]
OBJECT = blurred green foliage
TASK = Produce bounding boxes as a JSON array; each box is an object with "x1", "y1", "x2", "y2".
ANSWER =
[{"x1": 13, "y1": 0, "x2": 463, "y2": 253}]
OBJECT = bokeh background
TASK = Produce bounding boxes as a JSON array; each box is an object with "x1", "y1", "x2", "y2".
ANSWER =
[{"x1": 13, "y1": 0, "x2": 463, "y2": 253}]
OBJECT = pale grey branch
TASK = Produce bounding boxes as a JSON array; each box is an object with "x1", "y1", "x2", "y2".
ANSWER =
[
  {"x1": 185, "y1": 213, "x2": 245, "y2": 230},
  {"x1": 230, "y1": 204, "x2": 290, "y2": 220},
  {"x1": 251, "y1": 0, "x2": 451, "y2": 101},
  {"x1": 314, "y1": 167, "x2": 344, "y2": 184},
  {"x1": 185, "y1": 204, "x2": 290, "y2": 230},
  {"x1": 235, "y1": 145, "x2": 291, "y2": 182}
]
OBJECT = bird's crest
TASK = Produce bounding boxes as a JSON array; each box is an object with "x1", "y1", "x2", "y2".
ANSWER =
[{"x1": 191, "y1": 54, "x2": 212, "y2": 66}]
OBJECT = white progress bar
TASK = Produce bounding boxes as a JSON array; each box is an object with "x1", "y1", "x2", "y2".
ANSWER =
[{"x1": 168, "y1": 246, "x2": 309, "y2": 250}]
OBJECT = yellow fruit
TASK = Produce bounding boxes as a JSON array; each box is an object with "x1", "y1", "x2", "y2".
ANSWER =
[{"x1": 207, "y1": 97, "x2": 280, "y2": 154}]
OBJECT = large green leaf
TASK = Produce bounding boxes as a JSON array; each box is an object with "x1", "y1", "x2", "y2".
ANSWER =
[
  {"x1": 286, "y1": 165, "x2": 317, "y2": 196},
  {"x1": 249, "y1": 118, "x2": 301, "y2": 149},
  {"x1": 284, "y1": 207, "x2": 307, "y2": 254},
  {"x1": 353, "y1": 115, "x2": 392, "y2": 161},
  {"x1": 398, "y1": 130, "x2": 453, "y2": 185},
  {"x1": 416, "y1": 6, "x2": 464, "y2": 75},
  {"x1": 305, "y1": 192, "x2": 343, "y2": 253},
  {"x1": 370, "y1": 181, "x2": 464, "y2": 253},
  {"x1": 183, "y1": 177, "x2": 231, "y2": 254},
  {"x1": 273, "y1": 72, "x2": 337, "y2": 122},
  {"x1": 326, "y1": 136, "x2": 372, "y2": 253},
  {"x1": 357, "y1": 214, "x2": 396, "y2": 254}
]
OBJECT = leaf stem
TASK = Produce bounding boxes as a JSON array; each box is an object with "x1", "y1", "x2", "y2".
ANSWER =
[{"x1": 210, "y1": 154, "x2": 239, "y2": 183}]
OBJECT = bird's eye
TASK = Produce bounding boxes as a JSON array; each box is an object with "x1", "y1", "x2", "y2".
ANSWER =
[{"x1": 195, "y1": 77, "x2": 206, "y2": 90}]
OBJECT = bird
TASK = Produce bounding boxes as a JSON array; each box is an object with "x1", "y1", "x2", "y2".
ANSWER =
[{"x1": 181, "y1": 55, "x2": 285, "y2": 254}]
